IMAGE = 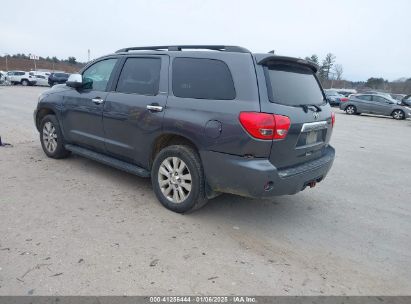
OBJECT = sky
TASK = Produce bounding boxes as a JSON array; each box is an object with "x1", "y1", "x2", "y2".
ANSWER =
[{"x1": 1, "y1": 0, "x2": 410, "y2": 81}]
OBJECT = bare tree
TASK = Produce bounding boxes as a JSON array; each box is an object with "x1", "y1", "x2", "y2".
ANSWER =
[
  {"x1": 321, "y1": 53, "x2": 336, "y2": 80},
  {"x1": 334, "y1": 64, "x2": 343, "y2": 80}
]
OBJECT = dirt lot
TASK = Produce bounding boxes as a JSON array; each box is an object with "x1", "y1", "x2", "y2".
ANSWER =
[{"x1": 0, "y1": 86, "x2": 410, "y2": 295}]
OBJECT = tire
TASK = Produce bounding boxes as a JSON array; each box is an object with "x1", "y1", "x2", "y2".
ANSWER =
[
  {"x1": 39, "y1": 115, "x2": 70, "y2": 159},
  {"x1": 21, "y1": 79, "x2": 29, "y2": 86},
  {"x1": 345, "y1": 105, "x2": 356, "y2": 115},
  {"x1": 49, "y1": 82, "x2": 54, "y2": 87},
  {"x1": 391, "y1": 109, "x2": 405, "y2": 120},
  {"x1": 151, "y1": 145, "x2": 208, "y2": 213}
]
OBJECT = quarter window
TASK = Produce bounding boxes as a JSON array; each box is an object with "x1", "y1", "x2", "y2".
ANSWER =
[
  {"x1": 172, "y1": 58, "x2": 236, "y2": 100},
  {"x1": 116, "y1": 57, "x2": 161, "y2": 95},
  {"x1": 82, "y1": 58, "x2": 118, "y2": 91}
]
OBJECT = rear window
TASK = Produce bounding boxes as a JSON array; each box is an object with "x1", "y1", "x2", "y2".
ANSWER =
[
  {"x1": 264, "y1": 64, "x2": 324, "y2": 106},
  {"x1": 172, "y1": 58, "x2": 236, "y2": 100}
]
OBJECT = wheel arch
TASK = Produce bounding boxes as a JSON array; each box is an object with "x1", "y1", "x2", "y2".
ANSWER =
[
  {"x1": 35, "y1": 107, "x2": 57, "y2": 131},
  {"x1": 149, "y1": 133, "x2": 201, "y2": 169}
]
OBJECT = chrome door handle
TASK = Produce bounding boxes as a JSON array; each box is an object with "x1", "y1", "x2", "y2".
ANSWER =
[
  {"x1": 146, "y1": 104, "x2": 163, "y2": 112},
  {"x1": 91, "y1": 97, "x2": 104, "y2": 105}
]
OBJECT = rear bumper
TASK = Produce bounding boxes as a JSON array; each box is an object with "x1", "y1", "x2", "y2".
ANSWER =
[{"x1": 201, "y1": 146, "x2": 335, "y2": 198}]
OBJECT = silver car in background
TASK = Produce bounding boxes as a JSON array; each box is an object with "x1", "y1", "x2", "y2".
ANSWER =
[{"x1": 340, "y1": 93, "x2": 411, "y2": 120}]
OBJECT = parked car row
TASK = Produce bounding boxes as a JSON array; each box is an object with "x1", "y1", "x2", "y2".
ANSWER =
[
  {"x1": 339, "y1": 93, "x2": 411, "y2": 120},
  {"x1": 4, "y1": 70, "x2": 70, "y2": 87},
  {"x1": 324, "y1": 89, "x2": 348, "y2": 106}
]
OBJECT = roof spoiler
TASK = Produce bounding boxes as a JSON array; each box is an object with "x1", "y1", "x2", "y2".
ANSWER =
[{"x1": 258, "y1": 56, "x2": 318, "y2": 73}]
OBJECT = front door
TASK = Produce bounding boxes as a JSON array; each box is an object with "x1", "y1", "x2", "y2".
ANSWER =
[
  {"x1": 371, "y1": 95, "x2": 393, "y2": 115},
  {"x1": 103, "y1": 55, "x2": 169, "y2": 166},
  {"x1": 61, "y1": 58, "x2": 118, "y2": 152}
]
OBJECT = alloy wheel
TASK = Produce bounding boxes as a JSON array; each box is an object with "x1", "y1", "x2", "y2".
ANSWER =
[
  {"x1": 42, "y1": 121, "x2": 58, "y2": 153},
  {"x1": 346, "y1": 106, "x2": 355, "y2": 114},
  {"x1": 393, "y1": 110, "x2": 404, "y2": 120},
  {"x1": 158, "y1": 156, "x2": 192, "y2": 204}
]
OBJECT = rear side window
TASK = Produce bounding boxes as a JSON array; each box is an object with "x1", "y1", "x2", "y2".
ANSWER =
[
  {"x1": 264, "y1": 63, "x2": 324, "y2": 106},
  {"x1": 172, "y1": 58, "x2": 236, "y2": 100},
  {"x1": 357, "y1": 95, "x2": 372, "y2": 101},
  {"x1": 116, "y1": 57, "x2": 161, "y2": 96}
]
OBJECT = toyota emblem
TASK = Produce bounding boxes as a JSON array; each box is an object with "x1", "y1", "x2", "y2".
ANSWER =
[{"x1": 313, "y1": 112, "x2": 320, "y2": 120}]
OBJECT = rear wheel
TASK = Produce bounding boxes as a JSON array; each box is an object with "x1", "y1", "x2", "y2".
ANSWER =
[
  {"x1": 392, "y1": 110, "x2": 405, "y2": 120},
  {"x1": 345, "y1": 105, "x2": 356, "y2": 115},
  {"x1": 21, "y1": 79, "x2": 29, "y2": 86},
  {"x1": 151, "y1": 145, "x2": 208, "y2": 213},
  {"x1": 40, "y1": 115, "x2": 70, "y2": 159},
  {"x1": 49, "y1": 81, "x2": 54, "y2": 87}
]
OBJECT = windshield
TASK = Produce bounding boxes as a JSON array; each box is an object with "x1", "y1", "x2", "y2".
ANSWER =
[{"x1": 265, "y1": 63, "x2": 324, "y2": 106}]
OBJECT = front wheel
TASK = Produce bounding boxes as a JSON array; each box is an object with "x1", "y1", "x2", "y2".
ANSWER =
[
  {"x1": 151, "y1": 145, "x2": 208, "y2": 213},
  {"x1": 40, "y1": 115, "x2": 70, "y2": 159},
  {"x1": 345, "y1": 105, "x2": 356, "y2": 115},
  {"x1": 392, "y1": 110, "x2": 405, "y2": 120},
  {"x1": 21, "y1": 79, "x2": 29, "y2": 86}
]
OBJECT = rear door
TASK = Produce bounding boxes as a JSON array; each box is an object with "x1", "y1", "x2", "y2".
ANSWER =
[
  {"x1": 354, "y1": 95, "x2": 372, "y2": 113},
  {"x1": 255, "y1": 59, "x2": 333, "y2": 168},
  {"x1": 103, "y1": 55, "x2": 168, "y2": 165}
]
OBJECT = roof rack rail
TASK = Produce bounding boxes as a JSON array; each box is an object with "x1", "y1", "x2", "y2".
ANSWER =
[{"x1": 115, "y1": 45, "x2": 250, "y2": 53}]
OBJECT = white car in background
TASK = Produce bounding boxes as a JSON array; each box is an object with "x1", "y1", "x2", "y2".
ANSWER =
[
  {"x1": 32, "y1": 74, "x2": 49, "y2": 86},
  {"x1": 6, "y1": 70, "x2": 36, "y2": 86},
  {"x1": 29, "y1": 71, "x2": 51, "y2": 86}
]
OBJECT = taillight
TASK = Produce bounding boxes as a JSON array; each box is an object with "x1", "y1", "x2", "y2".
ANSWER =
[
  {"x1": 340, "y1": 97, "x2": 348, "y2": 102},
  {"x1": 331, "y1": 112, "x2": 335, "y2": 127},
  {"x1": 239, "y1": 112, "x2": 290, "y2": 140}
]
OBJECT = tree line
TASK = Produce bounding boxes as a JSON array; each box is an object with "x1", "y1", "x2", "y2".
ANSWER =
[
  {"x1": 6, "y1": 53, "x2": 82, "y2": 65},
  {"x1": 305, "y1": 53, "x2": 343, "y2": 82},
  {"x1": 304, "y1": 53, "x2": 411, "y2": 94}
]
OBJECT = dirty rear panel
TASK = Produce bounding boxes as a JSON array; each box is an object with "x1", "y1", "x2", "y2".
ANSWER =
[{"x1": 253, "y1": 54, "x2": 334, "y2": 169}]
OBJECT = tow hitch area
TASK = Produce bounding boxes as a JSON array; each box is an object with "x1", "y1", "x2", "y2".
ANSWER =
[
  {"x1": 307, "y1": 181, "x2": 317, "y2": 188},
  {"x1": 304, "y1": 177, "x2": 323, "y2": 190}
]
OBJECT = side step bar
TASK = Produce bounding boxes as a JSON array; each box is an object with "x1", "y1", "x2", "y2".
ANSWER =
[{"x1": 65, "y1": 144, "x2": 150, "y2": 178}]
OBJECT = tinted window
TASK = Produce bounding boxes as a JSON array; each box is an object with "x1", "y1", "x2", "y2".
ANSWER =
[
  {"x1": 82, "y1": 58, "x2": 117, "y2": 91},
  {"x1": 17, "y1": 72, "x2": 25, "y2": 76},
  {"x1": 357, "y1": 95, "x2": 372, "y2": 101},
  {"x1": 373, "y1": 96, "x2": 388, "y2": 103},
  {"x1": 265, "y1": 64, "x2": 324, "y2": 106},
  {"x1": 116, "y1": 57, "x2": 161, "y2": 95},
  {"x1": 172, "y1": 58, "x2": 235, "y2": 100}
]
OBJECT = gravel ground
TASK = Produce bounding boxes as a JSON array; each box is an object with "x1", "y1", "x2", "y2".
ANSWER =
[{"x1": 0, "y1": 86, "x2": 410, "y2": 295}]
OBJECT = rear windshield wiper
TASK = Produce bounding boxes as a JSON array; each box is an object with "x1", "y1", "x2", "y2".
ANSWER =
[{"x1": 294, "y1": 104, "x2": 322, "y2": 113}]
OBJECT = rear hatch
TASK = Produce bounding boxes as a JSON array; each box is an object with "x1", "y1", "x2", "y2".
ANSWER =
[{"x1": 256, "y1": 56, "x2": 334, "y2": 169}]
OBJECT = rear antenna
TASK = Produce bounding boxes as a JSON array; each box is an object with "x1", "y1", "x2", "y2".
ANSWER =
[{"x1": 268, "y1": 50, "x2": 275, "y2": 54}]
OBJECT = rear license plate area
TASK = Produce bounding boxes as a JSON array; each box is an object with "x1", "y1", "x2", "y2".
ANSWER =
[{"x1": 297, "y1": 129, "x2": 326, "y2": 147}]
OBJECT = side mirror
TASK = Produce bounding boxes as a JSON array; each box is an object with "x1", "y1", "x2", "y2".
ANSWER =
[{"x1": 66, "y1": 74, "x2": 83, "y2": 88}]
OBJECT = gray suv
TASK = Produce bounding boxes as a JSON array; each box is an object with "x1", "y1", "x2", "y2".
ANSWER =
[
  {"x1": 34, "y1": 45, "x2": 335, "y2": 213},
  {"x1": 340, "y1": 93, "x2": 411, "y2": 120}
]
